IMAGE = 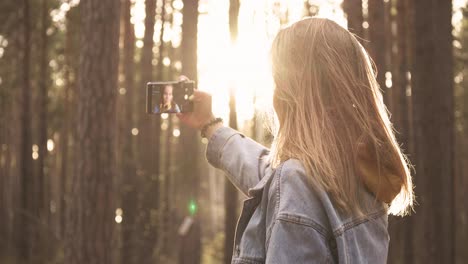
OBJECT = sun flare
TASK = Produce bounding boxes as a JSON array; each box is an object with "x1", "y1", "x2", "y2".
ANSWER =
[
  {"x1": 130, "y1": 0, "x2": 349, "y2": 129},
  {"x1": 197, "y1": 0, "x2": 346, "y2": 129}
]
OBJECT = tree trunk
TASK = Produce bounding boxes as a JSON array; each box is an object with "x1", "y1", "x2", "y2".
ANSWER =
[
  {"x1": 368, "y1": 0, "x2": 390, "y2": 105},
  {"x1": 38, "y1": 0, "x2": 50, "y2": 261},
  {"x1": 134, "y1": 0, "x2": 161, "y2": 262},
  {"x1": 18, "y1": 0, "x2": 34, "y2": 261},
  {"x1": 180, "y1": 0, "x2": 200, "y2": 263},
  {"x1": 224, "y1": 96, "x2": 238, "y2": 264},
  {"x1": 455, "y1": 80, "x2": 468, "y2": 264},
  {"x1": 342, "y1": 0, "x2": 364, "y2": 38},
  {"x1": 454, "y1": 6, "x2": 468, "y2": 264},
  {"x1": 181, "y1": 0, "x2": 198, "y2": 83},
  {"x1": 0, "y1": 2, "x2": 22, "y2": 260},
  {"x1": 225, "y1": 1, "x2": 240, "y2": 263},
  {"x1": 64, "y1": 0, "x2": 120, "y2": 262},
  {"x1": 60, "y1": 4, "x2": 80, "y2": 242},
  {"x1": 120, "y1": 0, "x2": 139, "y2": 263},
  {"x1": 162, "y1": 115, "x2": 173, "y2": 255},
  {"x1": 160, "y1": 0, "x2": 167, "y2": 252},
  {"x1": 410, "y1": 0, "x2": 454, "y2": 263},
  {"x1": 387, "y1": 0, "x2": 412, "y2": 262},
  {"x1": 158, "y1": 0, "x2": 167, "y2": 80}
]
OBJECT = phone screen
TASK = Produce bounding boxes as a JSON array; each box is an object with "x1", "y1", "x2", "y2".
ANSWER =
[{"x1": 146, "y1": 81, "x2": 194, "y2": 114}]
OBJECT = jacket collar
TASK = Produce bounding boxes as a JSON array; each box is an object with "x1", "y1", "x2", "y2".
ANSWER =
[{"x1": 247, "y1": 163, "x2": 282, "y2": 198}]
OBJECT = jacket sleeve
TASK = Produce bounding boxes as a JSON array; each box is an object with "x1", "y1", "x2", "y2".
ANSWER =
[
  {"x1": 206, "y1": 126, "x2": 270, "y2": 196},
  {"x1": 266, "y1": 218, "x2": 334, "y2": 263}
]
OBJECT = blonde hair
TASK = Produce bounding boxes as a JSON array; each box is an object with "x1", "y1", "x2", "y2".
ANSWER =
[{"x1": 269, "y1": 18, "x2": 413, "y2": 216}]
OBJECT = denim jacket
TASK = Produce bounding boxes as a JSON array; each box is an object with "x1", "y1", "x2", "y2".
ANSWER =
[{"x1": 206, "y1": 127, "x2": 389, "y2": 264}]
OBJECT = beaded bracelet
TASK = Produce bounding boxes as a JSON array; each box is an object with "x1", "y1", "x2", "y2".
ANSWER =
[{"x1": 200, "y1": 117, "x2": 223, "y2": 138}]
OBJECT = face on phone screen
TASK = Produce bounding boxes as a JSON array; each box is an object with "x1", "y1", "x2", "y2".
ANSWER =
[
  {"x1": 146, "y1": 81, "x2": 194, "y2": 114},
  {"x1": 153, "y1": 84, "x2": 180, "y2": 113}
]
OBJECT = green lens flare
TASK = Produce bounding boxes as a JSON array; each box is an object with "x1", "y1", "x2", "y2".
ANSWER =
[{"x1": 189, "y1": 199, "x2": 197, "y2": 215}]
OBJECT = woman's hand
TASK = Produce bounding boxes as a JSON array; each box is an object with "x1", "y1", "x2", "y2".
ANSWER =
[{"x1": 177, "y1": 90, "x2": 216, "y2": 130}]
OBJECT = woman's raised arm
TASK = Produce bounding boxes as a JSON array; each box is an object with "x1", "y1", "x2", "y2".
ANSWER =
[
  {"x1": 177, "y1": 90, "x2": 271, "y2": 196},
  {"x1": 205, "y1": 125, "x2": 270, "y2": 196}
]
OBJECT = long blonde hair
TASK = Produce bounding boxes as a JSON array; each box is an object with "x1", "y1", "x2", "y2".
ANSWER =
[{"x1": 269, "y1": 18, "x2": 413, "y2": 216}]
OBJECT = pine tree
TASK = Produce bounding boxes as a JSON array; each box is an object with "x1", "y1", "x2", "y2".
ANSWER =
[
  {"x1": 65, "y1": 0, "x2": 120, "y2": 262},
  {"x1": 454, "y1": 4, "x2": 468, "y2": 264},
  {"x1": 410, "y1": 0, "x2": 454, "y2": 263}
]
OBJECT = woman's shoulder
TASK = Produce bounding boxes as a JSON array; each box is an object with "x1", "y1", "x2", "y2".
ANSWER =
[
  {"x1": 274, "y1": 158, "x2": 313, "y2": 193},
  {"x1": 272, "y1": 158, "x2": 387, "y2": 234},
  {"x1": 270, "y1": 159, "x2": 331, "y2": 229}
]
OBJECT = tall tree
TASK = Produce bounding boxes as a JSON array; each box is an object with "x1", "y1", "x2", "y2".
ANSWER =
[
  {"x1": 389, "y1": 0, "x2": 412, "y2": 151},
  {"x1": 161, "y1": 115, "x2": 173, "y2": 256},
  {"x1": 387, "y1": 0, "x2": 413, "y2": 262},
  {"x1": 453, "y1": 4, "x2": 468, "y2": 264},
  {"x1": 225, "y1": 1, "x2": 240, "y2": 263},
  {"x1": 0, "y1": 0, "x2": 26, "y2": 260},
  {"x1": 157, "y1": 0, "x2": 167, "y2": 80},
  {"x1": 180, "y1": 0, "x2": 201, "y2": 263},
  {"x1": 64, "y1": 0, "x2": 120, "y2": 263},
  {"x1": 60, "y1": 3, "x2": 80, "y2": 241},
  {"x1": 368, "y1": 0, "x2": 390, "y2": 105},
  {"x1": 181, "y1": 0, "x2": 198, "y2": 82},
  {"x1": 17, "y1": 0, "x2": 34, "y2": 261},
  {"x1": 134, "y1": 0, "x2": 161, "y2": 262},
  {"x1": 410, "y1": 0, "x2": 454, "y2": 263},
  {"x1": 342, "y1": 0, "x2": 364, "y2": 38},
  {"x1": 120, "y1": 0, "x2": 139, "y2": 262},
  {"x1": 157, "y1": 0, "x2": 172, "y2": 258},
  {"x1": 37, "y1": 0, "x2": 50, "y2": 261}
]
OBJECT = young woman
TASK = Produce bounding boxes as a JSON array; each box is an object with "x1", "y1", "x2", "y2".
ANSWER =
[
  {"x1": 178, "y1": 18, "x2": 413, "y2": 263},
  {"x1": 154, "y1": 84, "x2": 181, "y2": 113}
]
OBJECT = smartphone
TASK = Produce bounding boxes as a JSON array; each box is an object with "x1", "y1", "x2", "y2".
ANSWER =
[{"x1": 146, "y1": 80, "x2": 195, "y2": 114}]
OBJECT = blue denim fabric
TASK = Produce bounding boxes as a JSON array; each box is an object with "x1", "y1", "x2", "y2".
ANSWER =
[{"x1": 206, "y1": 127, "x2": 389, "y2": 264}]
